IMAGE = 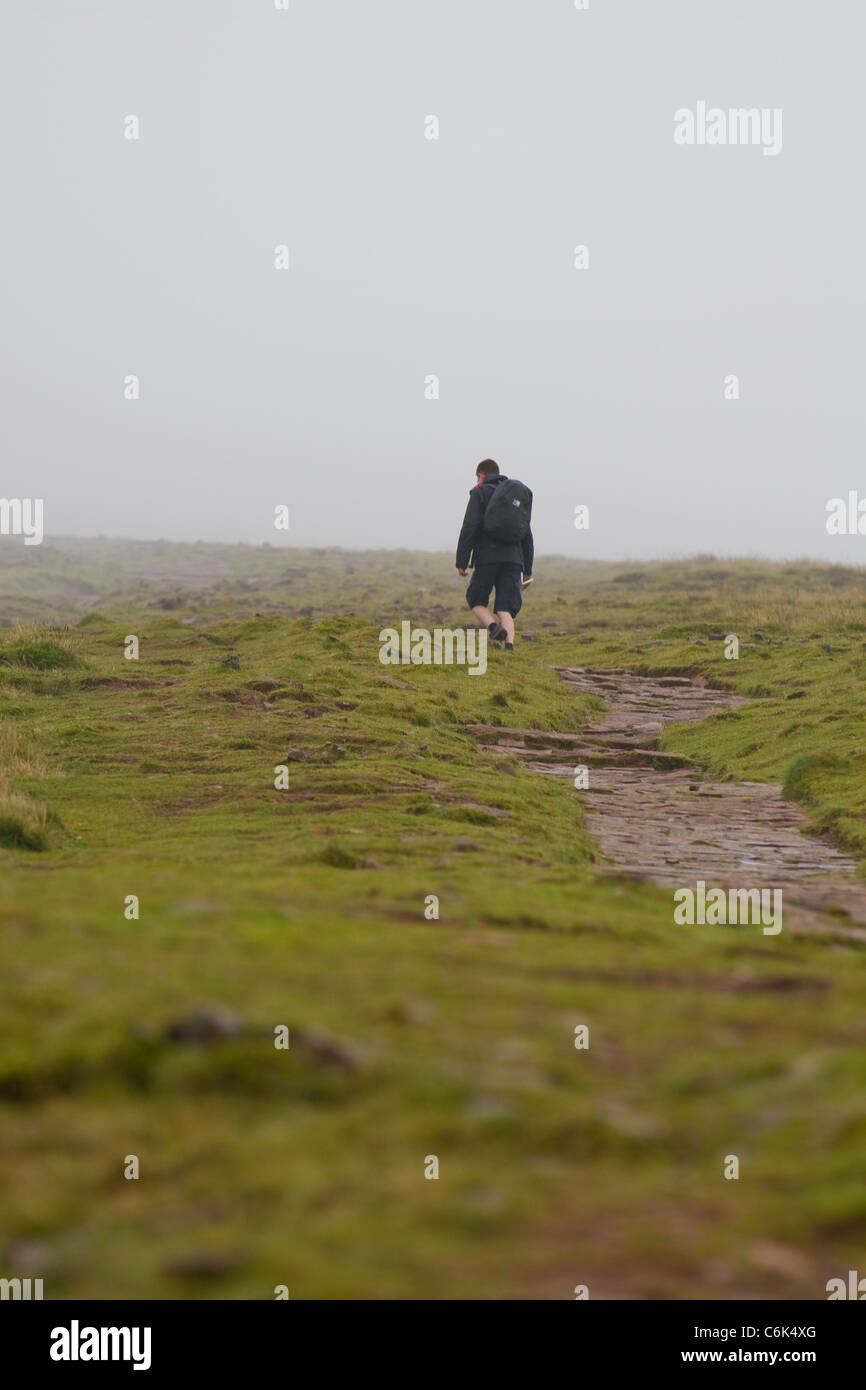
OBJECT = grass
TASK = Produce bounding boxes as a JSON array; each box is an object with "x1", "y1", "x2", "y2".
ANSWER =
[
  {"x1": 1, "y1": 543, "x2": 865, "y2": 1298},
  {"x1": 0, "y1": 714, "x2": 58, "y2": 850},
  {"x1": 0, "y1": 792, "x2": 56, "y2": 851},
  {"x1": 0, "y1": 631, "x2": 80, "y2": 671}
]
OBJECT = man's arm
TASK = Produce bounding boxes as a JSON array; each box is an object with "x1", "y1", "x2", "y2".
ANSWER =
[
  {"x1": 456, "y1": 491, "x2": 483, "y2": 572},
  {"x1": 521, "y1": 526, "x2": 534, "y2": 577}
]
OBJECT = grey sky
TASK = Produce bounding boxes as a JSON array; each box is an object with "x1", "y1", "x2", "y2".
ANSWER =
[{"x1": 1, "y1": 0, "x2": 863, "y2": 561}]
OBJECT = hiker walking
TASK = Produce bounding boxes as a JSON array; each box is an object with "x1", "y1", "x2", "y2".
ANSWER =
[{"x1": 456, "y1": 459, "x2": 533, "y2": 652}]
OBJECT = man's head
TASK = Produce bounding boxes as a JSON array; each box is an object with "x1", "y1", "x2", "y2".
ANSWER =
[{"x1": 476, "y1": 459, "x2": 499, "y2": 480}]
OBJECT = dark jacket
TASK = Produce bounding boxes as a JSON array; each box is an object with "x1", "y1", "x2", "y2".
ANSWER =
[{"x1": 456, "y1": 475, "x2": 534, "y2": 574}]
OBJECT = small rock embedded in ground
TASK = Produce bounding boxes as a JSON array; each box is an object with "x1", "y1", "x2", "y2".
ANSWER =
[
  {"x1": 320, "y1": 742, "x2": 347, "y2": 762},
  {"x1": 164, "y1": 1006, "x2": 245, "y2": 1045},
  {"x1": 385, "y1": 999, "x2": 433, "y2": 1025},
  {"x1": 293, "y1": 1028, "x2": 364, "y2": 1071},
  {"x1": 165, "y1": 1250, "x2": 244, "y2": 1279},
  {"x1": 285, "y1": 743, "x2": 347, "y2": 764}
]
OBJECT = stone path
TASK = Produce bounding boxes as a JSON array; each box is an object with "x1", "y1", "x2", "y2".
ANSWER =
[{"x1": 470, "y1": 668, "x2": 866, "y2": 938}]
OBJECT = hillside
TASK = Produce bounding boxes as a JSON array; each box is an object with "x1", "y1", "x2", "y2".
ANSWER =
[{"x1": 1, "y1": 544, "x2": 865, "y2": 1298}]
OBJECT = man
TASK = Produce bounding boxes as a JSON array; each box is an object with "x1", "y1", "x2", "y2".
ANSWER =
[{"x1": 455, "y1": 459, "x2": 534, "y2": 652}]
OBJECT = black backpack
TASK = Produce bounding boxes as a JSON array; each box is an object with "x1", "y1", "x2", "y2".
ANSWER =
[{"x1": 483, "y1": 478, "x2": 533, "y2": 544}]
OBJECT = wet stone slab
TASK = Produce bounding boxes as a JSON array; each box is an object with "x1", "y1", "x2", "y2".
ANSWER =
[{"x1": 471, "y1": 668, "x2": 866, "y2": 936}]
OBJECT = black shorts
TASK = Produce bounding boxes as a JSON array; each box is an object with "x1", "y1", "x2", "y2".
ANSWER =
[{"x1": 466, "y1": 562, "x2": 523, "y2": 618}]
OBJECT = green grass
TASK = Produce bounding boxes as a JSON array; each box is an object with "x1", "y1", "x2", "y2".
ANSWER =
[
  {"x1": 0, "y1": 792, "x2": 57, "y2": 851},
  {"x1": 0, "y1": 639, "x2": 80, "y2": 671},
  {"x1": 1, "y1": 545, "x2": 866, "y2": 1298}
]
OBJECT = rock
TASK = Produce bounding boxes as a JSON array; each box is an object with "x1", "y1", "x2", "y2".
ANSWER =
[
  {"x1": 7, "y1": 1239, "x2": 53, "y2": 1274},
  {"x1": 601, "y1": 1102, "x2": 663, "y2": 1139},
  {"x1": 219, "y1": 654, "x2": 240, "y2": 670},
  {"x1": 748, "y1": 1241, "x2": 810, "y2": 1280},
  {"x1": 469, "y1": 666, "x2": 866, "y2": 934},
  {"x1": 385, "y1": 999, "x2": 433, "y2": 1025},
  {"x1": 456, "y1": 836, "x2": 481, "y2": 851},
  {"x1": 285, "y1": 743, "x2": 346, "y2": 764},
  {"x1": 461, "y1": 1186, "x2": 506, "y2": 1213},
  {"x1": 164, "y1": 1007, "x2": 245, "y2": 1045},
  {"x1": 320, "y1": 743, "x2": 347, "y2": 763},
  {"x1": 294, "y1": 1028, "x2": 364, "y2": 1070},
  {"x1": 465, "y1": 1094, "x2": 514, "y2": 1121},
  {"x1": 166, "y1": 1250, "x2": 244, "y2": 1279}
]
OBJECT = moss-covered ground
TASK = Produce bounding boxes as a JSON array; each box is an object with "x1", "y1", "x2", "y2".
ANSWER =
[{"x1": 1, "y1": 542, "x2": 865, "y2": 1298}]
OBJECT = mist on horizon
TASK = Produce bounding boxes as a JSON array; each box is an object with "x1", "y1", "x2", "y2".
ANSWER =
[{"x1": 1, "y1": 0, "x2": 863, "y2": 563}]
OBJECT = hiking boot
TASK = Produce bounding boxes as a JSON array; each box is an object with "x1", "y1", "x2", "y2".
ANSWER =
[
  {"x1": 488, "y1": 622, "x2": 507, "y2": 643},
  {"x1": 504, "y1": 642, "x2": 514, "y2": 652}
]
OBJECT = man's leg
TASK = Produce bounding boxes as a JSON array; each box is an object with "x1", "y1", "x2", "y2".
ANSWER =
[
  {"x1": 493, "y1": 566, "x2": 522, "y2": 648},
  {"x1": 467, "y1": 566, "x2": 505, "y2": 639},
  {"x1": 473, "y1": 605, "x2": 506, "y2": 641}
]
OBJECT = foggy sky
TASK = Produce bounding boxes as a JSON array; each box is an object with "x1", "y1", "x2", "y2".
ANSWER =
[{"x1": 1, "y1": 0, "x2": 864, "y2": 562}]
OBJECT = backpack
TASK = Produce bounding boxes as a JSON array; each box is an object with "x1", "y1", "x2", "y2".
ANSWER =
[{"x1": 482, "y1": 478, "x2": 533, "y2": 544}]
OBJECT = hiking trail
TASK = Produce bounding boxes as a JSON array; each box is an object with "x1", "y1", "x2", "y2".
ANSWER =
[{"x1": 471, "y1": 667, "x2": 866, "y2": 939}]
